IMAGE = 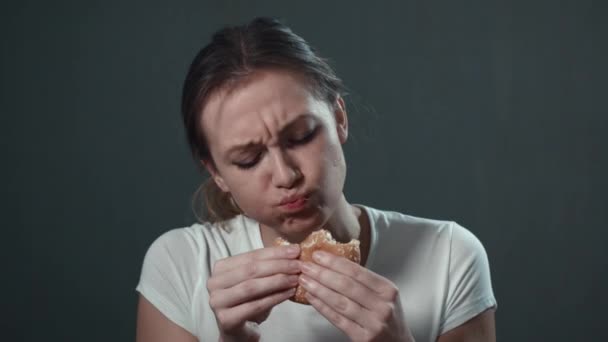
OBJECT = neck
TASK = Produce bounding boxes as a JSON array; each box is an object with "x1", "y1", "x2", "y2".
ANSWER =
[{"x1": 325, "y1": 194, "x2": 362, "y2": 243}]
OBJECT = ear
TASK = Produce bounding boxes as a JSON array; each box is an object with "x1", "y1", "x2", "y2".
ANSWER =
[
  {"x1": 201, "y1": 159, "x2": 230, "y2": 192},
  {"x1": 333, "y1": 95, "x2": 348, "y2": 144}
]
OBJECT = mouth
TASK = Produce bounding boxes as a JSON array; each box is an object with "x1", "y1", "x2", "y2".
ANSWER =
[{"x1": 279, "y1": 195, "x2": 309, "y2": 212}]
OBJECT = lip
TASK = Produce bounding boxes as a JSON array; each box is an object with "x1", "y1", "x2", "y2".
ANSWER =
[
  {"x1": 279, "y1": 193, "x2": 309, "y2": 206},
  {"x1": 280, "y1": 196, "x2": 308, "y2": 211},
  {"x1": 277, "y1": 193, "x2": 311, "y2": 212}
]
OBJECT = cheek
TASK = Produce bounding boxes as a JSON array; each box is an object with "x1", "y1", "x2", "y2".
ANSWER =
[
  {"x1": 216, "y1": 169, "x2": 261, "y2": 206},
  {"x1": 323, "y1": 147, "x2": 346, "y2": 187},
  {"x1": 307, "y1": 137, "x2": 346, "y2": 189},
  {"x1": 229, "y1": 174, "x2": 262, "y2": 198},
  {"x1": 230, "y1": 182, "x2": 270, "y2": 217}
]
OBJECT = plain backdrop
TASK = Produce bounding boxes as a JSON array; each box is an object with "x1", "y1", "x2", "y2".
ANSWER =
[{"x1": 3, "y1": 0, "x2": 607, "y2": 341}]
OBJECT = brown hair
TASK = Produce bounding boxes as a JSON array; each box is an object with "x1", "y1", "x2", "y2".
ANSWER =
[{"x1": 181, "y1": 17, "x2": 346, "y2": 223}]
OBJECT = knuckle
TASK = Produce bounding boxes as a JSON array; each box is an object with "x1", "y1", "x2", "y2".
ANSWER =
[
  {"x1": 208, "y1": 293, "x2": 218, "y2": 309},
  {"x1": 335, "y1": 276, "x2": 350, "y2": 290},
  {"x1": 249, "y1": 250, "x2": 261, "y2": 261},
  {"x1": 215, "y1": 309, "x2": 228, "y2": 325},
  {"x1": 354, "y1": 271, "x2": 368, "y2": 284},
  {"x1": 245, "y1": 262, "x2": 258, "y2": 278},
  {"x1": 213, "y1": 259, "x2": 225, "y2": 273},
  {"x1": 206, "y1": 278, "x2": 215, "y2": 292},
  {"x1": 369, "y1": 322, "x2": 387, "y2": 338},
  {"x1": 378, "y1": 303, "x2": 395, "y2": 322},
  {"x1": 335, "y1": 296, "x2": 350, "y2": 314},
  {"x1": 242, "y1": 299, "x2": 266, "y2": 319},
  {"x1": 240, "y1": 280, "x2": 257, "y2": 296},
  {"x1": 250, "y1": 300, "x2": 265, "y2": 315},
  {"x1": 383, "y1": 283, "x2": 399, "y2": 301},
  {"x1": 330, "y1": 310, "x2": 343, "y2": 326},
  {"x1": 272, "y1": 247, "x2": 283, "y2": 258},
  {"x1": 353, "y1": 287, "x2": 367, "y2": 302}
]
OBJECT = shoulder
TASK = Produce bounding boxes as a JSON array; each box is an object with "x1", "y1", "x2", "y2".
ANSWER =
[
  {"x1": 135, "y1": 216, "x2": 255, "y2": 335},
  {"x1": 362, "y1": 204, "x2": 453, "y2": 237},
  {"x1": 364, "y1": 204, "x2": 490, "y2": 265},
  {"x1": 360, "y1": 204, "x2": 489, "y2": 265},
  {"x1": 142, "y1": 214, "x2": 258, "y2": 265},
  {"x1": 447, "y1": 221, "x2": 488, "y2": 257},
  {"x1": 363, "y1": 204, "x2": 485, "y2": 240},
  {"x1": 136, "y1": 224, "x2": 211, "y2": 335},
  {"x1": 144, "y1": 224, "x2": 207, "y2": 260},
  {"x1": 138, "y1": 223, "x2": 211, "y2": 286},
  {"x1": 444, "y1": 221, "x2": 492, "y2": 284}
]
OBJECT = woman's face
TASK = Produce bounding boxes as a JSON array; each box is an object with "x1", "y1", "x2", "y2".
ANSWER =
[{"x1": 200, "y1": 69, "x2": 348, "y2": 240}]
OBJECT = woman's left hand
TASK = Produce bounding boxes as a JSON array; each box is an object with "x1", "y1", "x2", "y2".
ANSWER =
[{"x1": 299, "y1": 251, "x2": 415, "y2": 342}]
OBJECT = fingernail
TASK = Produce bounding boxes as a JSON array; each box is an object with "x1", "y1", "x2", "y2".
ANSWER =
[
  {"x1": 299, "y1": 275, "x2": 312, "y2": 288},
  {"x1": 288, "y1": 275, "x2": 299, "y2": 285},
  {"x1": 300, "y1": 262, "x2": 313, "y2": 274},
  {"x1": 289, "y1": 260, "x2": 301, "y2": 270},
  {"x1": 312, "y1": 251, "x2": 327, "y2": 263},
  {"x1": 287, "y1": 245, "x2": 300, "y2": 256}
]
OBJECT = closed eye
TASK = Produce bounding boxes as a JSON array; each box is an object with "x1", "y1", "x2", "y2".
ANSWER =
[
  {"x1": 233, "y1": 128, "x2": 318, "y2": 170},
  {"x1": 287, "y1": 127, "x2": 317, "y2": 147},
  {"x1": 234, "y1": 153, "x2": 262, "y2": 170}
]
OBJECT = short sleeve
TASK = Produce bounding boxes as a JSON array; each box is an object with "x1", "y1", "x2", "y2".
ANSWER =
[
  {"x1": 136, "y1": 228, "x2": 201, "y2": 335},
  {"x1": 439, "y1": 222, "x2": 498, "y2": 335}
]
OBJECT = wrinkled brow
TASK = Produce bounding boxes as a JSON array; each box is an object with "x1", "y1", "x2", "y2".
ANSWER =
[{"x1": 225, "y1": 113, "x2": 315, "y2": 157}]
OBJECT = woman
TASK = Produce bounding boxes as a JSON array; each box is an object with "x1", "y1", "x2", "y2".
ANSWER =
[{"x1": 136, "y1": 17, "x2": 497, "y2": 342}]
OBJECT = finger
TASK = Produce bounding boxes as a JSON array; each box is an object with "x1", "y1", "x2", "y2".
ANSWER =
[
  {"x1": 208, "y1": 258, "x2": 301, "y2": 291},
  {"x1": 211, "y1": 273, "x2": 299, "y2": 308},
  {"x1": 251, "y1": 309, "x2": 271, "y2": 324},
  {"x1": 299, "y1": 274, "x2": 380, "y2": 330},
  {"x1": 217, "y1": 287, "x2": 296, "y2": 332},
  {"x1": 214, "y1": 245, "x2": 300, "y2": 274},
  {"x1": 301, "y1": 261, "x2": 383, "y2": 312},
  {"x1": 305, "y1": 291, "x2": 368, "y2": 340},
  {"x1": 312, "y1": 250, "x2": 397, "y2": 300}
]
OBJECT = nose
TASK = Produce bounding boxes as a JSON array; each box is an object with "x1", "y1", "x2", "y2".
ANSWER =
[{"x1": 270, "y1": 149, "x2": 301, "y2": 188}]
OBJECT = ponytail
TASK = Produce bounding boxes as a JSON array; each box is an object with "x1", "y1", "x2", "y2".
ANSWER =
[{"x1": 192, "y1": 178, "x2": 242, "y2": 223}]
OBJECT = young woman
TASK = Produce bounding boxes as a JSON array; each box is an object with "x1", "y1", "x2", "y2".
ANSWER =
[{"x1": 136, "y1": 17, "x2": 497, "y2": 342}]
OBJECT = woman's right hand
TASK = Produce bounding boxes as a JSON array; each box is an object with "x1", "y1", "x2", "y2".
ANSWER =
[{"x1": 207, "y1": 244, "x2": 302, "y2": 341}]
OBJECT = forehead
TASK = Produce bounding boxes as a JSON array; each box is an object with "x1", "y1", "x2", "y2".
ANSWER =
[{"x1": 200, "y1": 70, "x2": 330, "y2": 151}]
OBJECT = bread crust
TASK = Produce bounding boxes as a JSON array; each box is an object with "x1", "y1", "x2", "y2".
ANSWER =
[{"x1": 275, "y1": 229, "x2": 361, "y2": 304}]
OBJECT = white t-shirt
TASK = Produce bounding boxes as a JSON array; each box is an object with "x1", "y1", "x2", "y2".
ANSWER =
[{"x1": 135, "y1": 205, "x2": 497, "y2": 341}]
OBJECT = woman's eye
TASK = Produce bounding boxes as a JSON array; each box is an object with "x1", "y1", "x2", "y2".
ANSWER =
[
  {"x1": 234, "y1": 154, "x2": 261, "y2": 170},
  {"x1": 288, "y1": 128, "x2": 317, "y2": 146}
]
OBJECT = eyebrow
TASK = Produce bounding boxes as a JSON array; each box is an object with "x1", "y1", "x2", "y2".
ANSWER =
[{"x1": 225, "y1": 113, "x2": 315, "y2": 157}]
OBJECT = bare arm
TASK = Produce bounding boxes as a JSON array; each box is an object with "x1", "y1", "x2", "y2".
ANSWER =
[
  {"x1": 436, "y1": 308, "x2": 496, "y2": 342},
  {"x1": 136, "y1": 294, "x2": 198, "y2": 342}
]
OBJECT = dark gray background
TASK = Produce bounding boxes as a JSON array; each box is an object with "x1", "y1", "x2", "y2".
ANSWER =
[{"x1": 4, "y1": 0, "x2": 607, "y2": 341}]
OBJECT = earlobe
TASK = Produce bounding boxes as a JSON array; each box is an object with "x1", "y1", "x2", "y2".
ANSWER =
[
  {"x1": 335, "y1": 96, "x2": 348, "y2": 144},
  {"x1": 200, "y1": 159, "x2": 230, "y2": 192},
  {"x1": 214, "y1": 177, "x2": 229, "y2": 192}
]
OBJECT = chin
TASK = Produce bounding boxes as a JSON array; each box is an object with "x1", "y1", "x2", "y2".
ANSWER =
[{"x1": 278, "y1": 213, "x2": 326, "y2": 242}]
